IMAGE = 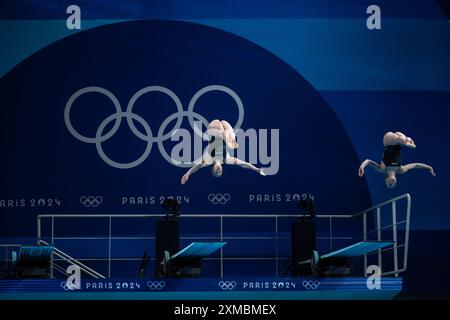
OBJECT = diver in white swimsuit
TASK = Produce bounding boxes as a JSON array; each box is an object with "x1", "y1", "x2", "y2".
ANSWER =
[{"x1": 181, "y1": 120, "x2": 266, "y2": 185}]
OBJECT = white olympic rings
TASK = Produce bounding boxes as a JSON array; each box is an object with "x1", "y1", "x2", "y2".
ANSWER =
[
  {"x1": 64, "y1": 85, "x2": 244, "y2": 169},
  {"x1": 80, "y1": 195, "x2": 103, "y2": 208},
  {"x1": 218, "y1": 280, "x2": 237, "y2": 290},
  {"x1": 208, "y1": 193, "x2": 231, "y2": 205},
  {"x1": 302, "y1": 280, "x2": 320, "y2": 290},
  {"x1": 147, "y1": 281, "x2": 166, "y2": 290}
]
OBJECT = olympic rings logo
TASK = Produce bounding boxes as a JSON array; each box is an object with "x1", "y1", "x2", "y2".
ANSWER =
[
  {"x1": 61, "y1": 281, "x2": 78, "y2": 291},
  {"x1": 64, "y1": 85, "x2": 244, "y2": 169},
  {"x1": 208, "y1": 193, "x2": 231, "y2": 205},
  {"x1": 302, "y1": 280, "x2": 320, "y2": 290},
  {"x1": 218, "y1": 281, "x2": 237, "y2": 290},
  {"x1": 80, "y1": 195, "x2": 103, "y2": 207},
  {"x1": 147, "y1": 281, "x2": 166, "y2": 290}
]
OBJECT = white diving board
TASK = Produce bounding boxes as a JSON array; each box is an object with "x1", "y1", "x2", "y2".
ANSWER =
[
  {"x1": 171, "y1": 242, "x2": 226, "y2": 259},
  {"x1": 321, "y1": 241, "x2": 393, "y2": 259},
  {"x1": 300, "y1": 241, "x2": 393, "y2": 265}
]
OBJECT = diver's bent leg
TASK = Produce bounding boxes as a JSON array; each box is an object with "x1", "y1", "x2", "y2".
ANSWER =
[
  {"x1": 383, "y1": 132, "x2": 402, "y2": 146},
  {"x1": 221, "y1": 120, "x2": 238, "y2": 149}
]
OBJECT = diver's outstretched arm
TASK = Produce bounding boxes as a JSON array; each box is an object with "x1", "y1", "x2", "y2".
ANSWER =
[
  {"x1": 181, "y1": 162, "x2": 209, "y2": 184},
  {"x1": 226, "y1": 156, "x2": 265, "y2": 176},
  {"x1": 400, "y1": 163, "x2": 436, "y2": 176},
  {"x1": 359, "y1": 159, "x2": 384, "y2": 177}
]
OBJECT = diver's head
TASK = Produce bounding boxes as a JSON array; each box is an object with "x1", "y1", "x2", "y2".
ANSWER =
[
  {"x1": 211, "y1": 161, "x2": 223, "y2": 178},
  {"x1": 385, "y1": 171, "x2": 397, "y2": 188}
]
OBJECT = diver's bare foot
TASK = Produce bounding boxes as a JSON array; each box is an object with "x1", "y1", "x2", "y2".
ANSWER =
[
  {"x1": 230, "y1": 140, "x2": 239, "y2": 149},
  {"x1": 224, "y1": 135, "x2": 238, "y2": 149},
  {"x1": 429, "y1": 168, "x2": 436, "y2": 176},
  {"x1": 259, "y1": 169, "x2": 266, "y2": 176},
  {"x1": 181, "y1": 174, "x2": 189, "y2": 185},
  {"x1": 405, "y1": 137, "x2": 416, "y2": 149},
  {"x1": 358, "y1": 167, "x2": 365, "y2": 177}
]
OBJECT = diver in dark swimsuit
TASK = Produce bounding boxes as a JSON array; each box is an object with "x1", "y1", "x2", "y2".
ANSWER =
[
  {"x1": 181, "y1": 120, "x2": 265, "y2": 185},
  {"x1": 383, "y1": 144, "x2": 402, "y2": 167},
  {"x1": 359, "y1": 132, "x2": 435, "y2": 188}
]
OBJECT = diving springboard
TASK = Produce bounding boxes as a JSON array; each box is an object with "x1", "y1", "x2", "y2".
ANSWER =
[
  {"x1": 171, "y1": 242, "x2": 226, "y2": 259},
  {"x1": 321, "y1": 241, "x2": 393, "y2": 259},
  {"x1": 19, "y1": 245, "x2": 54, "y2": 260},
  {"x1": 300, "y1": 241, "x2": 393, "y2": 265}
]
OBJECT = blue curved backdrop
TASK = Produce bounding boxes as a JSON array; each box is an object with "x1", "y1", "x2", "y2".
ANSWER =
[{"x1": 0, "y1": 19, "x2": 370, "y2": 237}]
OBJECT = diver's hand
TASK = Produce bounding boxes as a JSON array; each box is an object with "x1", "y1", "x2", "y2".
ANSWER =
[
  {"x1": 429, "y1": 167, "x2": 436, "y2": 176},
  {"x1": 181, "y1": 174, "x2": 189, "y2": 185},
  {"x1": 358, "y1": 166, "x2": 365, "y2": 177}
]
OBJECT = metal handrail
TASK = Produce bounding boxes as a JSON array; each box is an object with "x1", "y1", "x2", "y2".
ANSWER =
[
  {"x1": 37, "y1": 213, "x2": 352, "y2": 219},
  {"x1": 52, "y1": 263, "x2": 69, "y2": 277},
  {"x1": 358, "y1": 193, "x2": 411, "y2": 277},
  {"x1": 36, "y1": 213, "x2": 354, "y2": 278},
  {"x1": 353, "y1": 193, "x2": 411, "y2": 217},
  {"x1": 36, "y1": 194, "x2": 411, "y2": 279},
  {"x1": 39, "y1": 240, "x2": 105, "y2": 279}
]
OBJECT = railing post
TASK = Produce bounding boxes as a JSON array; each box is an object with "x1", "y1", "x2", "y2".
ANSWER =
[
  {"x1": 275, "y1": 216, "x2": 278, "y2": 278},
  {"x1": 376, "y1": 207, "x2": 382, "y2": 272},
  {"x1": 5, "y1": 247, "x2": 7, "y2": 276},
  {"x1": 220, "y1": 216, "x2": 223, "y2": 278},
  {"x1": 392, "y1": 202, "x2": 398, "y2": 277},
  {"x1": 403, "y1": 194, "x2": 411, "y2": 273},
  {"x1": 329, "y1": 217, "x2": 333, "y2": 252},
  {"x1": 51, "y1": 216, "x2": 54, "y2": 278},
  {"x1": 363, "y1": 213, "x2": 367, "y2": 275},
  {"x1": 37, "y1": 216, "x2": 41, "y2": 245},
  {"x1": 34, "y1": 198, "x2": 411, "y2": 278}
]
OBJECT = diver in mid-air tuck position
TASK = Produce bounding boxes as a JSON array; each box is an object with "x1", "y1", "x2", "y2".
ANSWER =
[
  {"x1": 358, "y1": 131, "x2": 435, "y2": 188},
  {"x1": 181, "y1": 120, "x2": 265, "y2": 185}
]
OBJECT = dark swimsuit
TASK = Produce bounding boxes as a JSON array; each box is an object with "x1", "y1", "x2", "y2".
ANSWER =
[
  {"x1": 209, "y1": 136, "x2": 227, "y2": 162},
  {"x1": 382, "y1": 145, "x2": 402, "y2": 167}
]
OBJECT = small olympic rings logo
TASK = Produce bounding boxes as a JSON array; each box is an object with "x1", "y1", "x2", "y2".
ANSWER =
[
  {"x1": 64, "y1": 85, "x2": 244, "y2": 169},
  {"x1": 61, "y1": 281, "x2": 77, "y2": 291},
  {"x1": 147, "y1": 281, "x2": 166, "y2": 290},
  {"x1": 302, "y1": 280, "x2": 320, "y2": 290},
  {"x1": 80, "y1": 196, "x2": 103, "y2": 208},
  {"x1": 218, "y1": 281, "x2": 237, "y2": 290},
  {"x1": 208, "y1": 193, "x2": 231, "y2": 205}
]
